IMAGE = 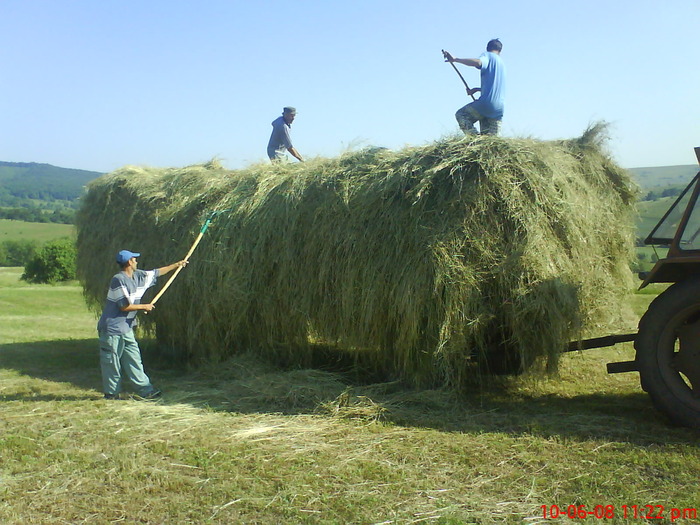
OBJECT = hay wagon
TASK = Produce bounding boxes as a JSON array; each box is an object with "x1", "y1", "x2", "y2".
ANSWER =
[
  {"x1": 577, "y1": 147, "x2": 700, "y2": 430},
  {"x1": 78, "y1": 130, "x2": 699, "y2": 428}
]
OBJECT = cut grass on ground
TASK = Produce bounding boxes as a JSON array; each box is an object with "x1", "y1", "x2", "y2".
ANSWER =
[{"x1": 0, "y1": 268, "x2": 698, "y2": 524}]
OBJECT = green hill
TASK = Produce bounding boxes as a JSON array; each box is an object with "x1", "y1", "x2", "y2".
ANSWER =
[
  {"x1": 628, "y1": 164, "x2": 697, "y2": 189},
  {"x1": 630, "y1": 164, "x2": 699, "y2": 235},
  {"x1": 0, "y1": 161, "x2": 103, "y2": 204},
  {"x1": 637, "y1": 197, "x2": 676, "y2": 236}
]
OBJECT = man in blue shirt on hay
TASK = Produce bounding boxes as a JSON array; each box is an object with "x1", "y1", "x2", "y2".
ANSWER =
[
  {"x1": 267, "y1": 106, "x2": 304, "y2": 162},
  {"x1": 97, "y1": 250, "x2": 187, "y2": 400},
  {"x1": 444, "y1": 39, "x2": 506, "y2": 135}
]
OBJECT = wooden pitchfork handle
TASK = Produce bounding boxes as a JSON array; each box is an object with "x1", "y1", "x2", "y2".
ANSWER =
[
  {"x1": 442, "y1": 49, "x2": 476, "y2": 101},
  {"x1": 150, "y1": 210, "x2": 225, "y2": 306},
  {"x1": 150, "y1": 232, "x2": 202, "y2": 305}
]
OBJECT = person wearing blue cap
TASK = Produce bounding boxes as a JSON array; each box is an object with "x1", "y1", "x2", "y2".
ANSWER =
[
  {"x1": 267, "y1": 106, "x2": 304, "y2": 162},
  {"x1": 97, "y1": 250, "x2": 188, "y2": 400}
]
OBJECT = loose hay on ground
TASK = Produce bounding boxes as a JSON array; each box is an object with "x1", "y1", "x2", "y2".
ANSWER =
[{"x1": 76, "y1": 125, "x2": 638, "y2": 389}]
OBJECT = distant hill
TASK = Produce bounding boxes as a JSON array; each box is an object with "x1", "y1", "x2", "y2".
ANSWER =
[
  {"x1": 2, "y1": 160, "x2": 697, "y2": 199},
  {"x1": 1, "y1": 159, "x2": 698, "y2": 234},
  {"x1": 0, "y1": 161, "x2": 103, "y2": 202},
  {"x1": 628, "y1": 164, "x2": 698, "y2": 189},
  {"x1": 632, "y1": 164, "x2": 698, "y2": 244}
]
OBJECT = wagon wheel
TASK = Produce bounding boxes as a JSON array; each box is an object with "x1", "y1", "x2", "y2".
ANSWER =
[{"x1": 636, "y1": 277, "x2": 700, "y2": 429}]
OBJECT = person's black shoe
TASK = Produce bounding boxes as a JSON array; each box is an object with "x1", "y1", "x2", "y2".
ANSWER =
[
  {"x1": 104, "y1": 393, "x2": 121, "y2": 400},
  {"x1": 136, "y1": 389, "x2": 162, "y2": 401}
]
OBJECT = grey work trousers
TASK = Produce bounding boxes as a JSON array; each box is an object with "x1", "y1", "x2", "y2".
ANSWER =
[{"x1": 99, "y1": 329, "x2": 154, "y2": 396}]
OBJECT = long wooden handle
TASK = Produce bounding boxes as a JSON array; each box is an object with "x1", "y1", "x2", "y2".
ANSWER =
[
  {"x1": 151, "y1": 231, "x2": 204, "y2": 305},
  {"x1": 443, "y1": 50, "x2": 476, "y2": 101},
  {"x1": 148, "y1": 210, "x2": 227, "y2": 307}
]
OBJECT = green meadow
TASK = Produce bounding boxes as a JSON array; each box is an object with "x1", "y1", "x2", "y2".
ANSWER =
[
  {"x1": 0, "y1": 268, "x2": 697, "y2": 524},
  {"x1": 636, "y1": 197, "x2": 677, "y2": 238},
  {"x1": 0, "y1": 219, "x2": 74, "y2": 243}
]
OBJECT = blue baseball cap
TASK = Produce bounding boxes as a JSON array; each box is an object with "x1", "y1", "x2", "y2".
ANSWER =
[{"x1": 116, "y1": 250, "x2": 140, "y2": 265}]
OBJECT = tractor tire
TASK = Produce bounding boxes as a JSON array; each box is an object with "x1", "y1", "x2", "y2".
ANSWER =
[{"x1": 636, "y1": 276, "x2": 700, "y2": 430}]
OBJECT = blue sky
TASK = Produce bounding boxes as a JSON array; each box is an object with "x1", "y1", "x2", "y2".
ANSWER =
[{"x1": 2, "y1": 0, "x2": 699, "y2": 173}]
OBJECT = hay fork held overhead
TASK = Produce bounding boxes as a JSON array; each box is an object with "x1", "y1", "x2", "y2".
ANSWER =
[
  {"x1": 150, "y1": 209, "x2": 229, "y2": 306},
  {"x1": 442, "y1": 49, "x2": 476, "y2": 101}
]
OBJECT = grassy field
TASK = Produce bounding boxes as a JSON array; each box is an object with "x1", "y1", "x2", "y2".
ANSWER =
[
  {"x1": 0, "y1": 219, "x2": 74, "y2": 243},
  {"x1": 0, "y1": 268, "x2": 698, "y2": 524},
  {"x1": 636, "y1": 197, "x2": 679, "y2": 238},
  {"x1": 634, "y1": 198, "x2": 675, "y2": 271}
]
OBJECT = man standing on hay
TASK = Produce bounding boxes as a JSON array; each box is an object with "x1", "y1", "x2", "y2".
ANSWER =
[
  {"x1": 443, "y1": 39, "x2": 506, "y2": 135},
  {"x1": 97, "y1": 250, "x2": 187, "y2": 400},
  {"x1": 267, "y1": 106, "x2": 304, "y2": 162}
]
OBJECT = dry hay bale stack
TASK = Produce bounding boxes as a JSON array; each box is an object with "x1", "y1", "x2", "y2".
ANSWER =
[{"x1": 77, "y1": 125, "x2": 638, "y2": 389}]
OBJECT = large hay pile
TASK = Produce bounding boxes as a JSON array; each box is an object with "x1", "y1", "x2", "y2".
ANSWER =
[{"x1": 77, "y1": 126, "x2": 638, "y2": 388}]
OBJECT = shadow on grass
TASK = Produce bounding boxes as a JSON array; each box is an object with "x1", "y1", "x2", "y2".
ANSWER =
[
  {"x1": 0, "y1": 339, "x2": 100, "y2": 392},
  {"x1": 1, "y1": 339, "x2": 696, "y2": 444}
]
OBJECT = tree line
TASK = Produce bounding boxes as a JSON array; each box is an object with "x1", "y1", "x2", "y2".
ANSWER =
[
  {"x1": 0, "y1": 206, "x2": 75, "y2": 224},
  {"x1": 640, "y1": 187, "x2": 682, "y2": 202}
]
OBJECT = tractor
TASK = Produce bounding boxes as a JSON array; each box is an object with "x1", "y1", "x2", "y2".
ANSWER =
[{"x1": 575, "y1": 147, "x2": 700, "y2": 429}]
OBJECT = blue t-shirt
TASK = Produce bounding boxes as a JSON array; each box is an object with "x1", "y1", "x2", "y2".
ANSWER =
[
  {"x1": 97, "y1": 269, "x2": 159, "y2": 335},
  {"x1": 267, "y1": 116, "x2": 293, "y2": 159},
  {"x1": 472, "y1": 51, "x2": 506, "y2": 119}
]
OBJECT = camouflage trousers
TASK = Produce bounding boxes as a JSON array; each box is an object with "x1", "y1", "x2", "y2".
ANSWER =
[{"x1": 455, "y1": 103, "x2": 502, "y2": 136}]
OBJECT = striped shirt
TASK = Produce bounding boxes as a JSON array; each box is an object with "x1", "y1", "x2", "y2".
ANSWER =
[{"x1": 97, "y1": 269, "x2": 160, "y2": 335}]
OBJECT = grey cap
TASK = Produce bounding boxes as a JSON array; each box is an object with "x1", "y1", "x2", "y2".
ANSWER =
[{"x1": 283, "y1": 106, "x2": 297, "y2": 115}]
